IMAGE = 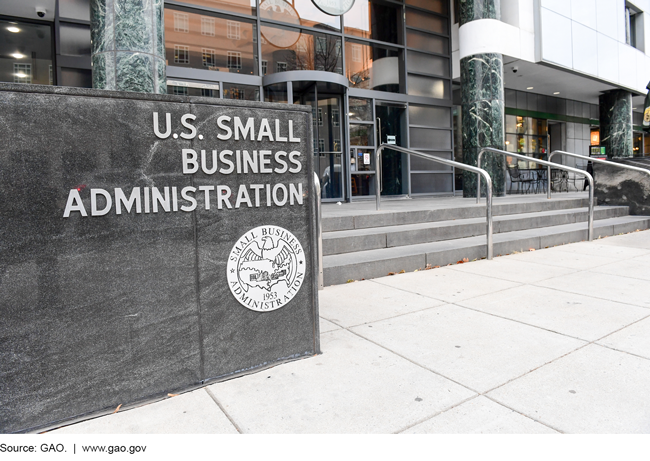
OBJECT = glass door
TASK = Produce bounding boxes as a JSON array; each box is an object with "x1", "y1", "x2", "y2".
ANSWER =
[
  {"x1": 349, "y1": 97, "x2": 376, "y2": 199},
  {"x1": 376, "y1": 102, "x2": 408, "y2": 196},
  {"x1": 316, "y1": 95, "x2": 344, "y2": 200},
  {"x1": 294, "y1": 84, "x2": 344, "y2": 201}
]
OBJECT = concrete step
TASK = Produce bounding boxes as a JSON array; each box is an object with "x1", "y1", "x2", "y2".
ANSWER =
[
  {"x1": 323, "y1": 206, "x2": 629, "y2": 256},
  {"x1": 323, "y1": 196, "x2": 589, "y2": 232},
  {"x1": 323, "y1": 215, "x2": 650, "y2": 286}
]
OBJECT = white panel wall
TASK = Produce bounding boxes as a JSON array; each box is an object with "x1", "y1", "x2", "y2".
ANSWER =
[{"x1": 538, "y1": 0, "x2": 650, "y2": 93}]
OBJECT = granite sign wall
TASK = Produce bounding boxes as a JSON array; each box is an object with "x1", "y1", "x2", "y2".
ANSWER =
[{"x1": 0, "y1": 83, "x2": 320, "y2": 433}]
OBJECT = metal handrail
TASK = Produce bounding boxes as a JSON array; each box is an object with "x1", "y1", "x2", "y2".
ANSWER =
[
  {"x1": 314, "y1": 172, "x2": 323, "y2": 290},
  {"x1": 375, "y1": 144, "x2": 493, "y2": 260},
  {"x1": 549, "y1": 150, "x2": 650, "y2": 182},
  {"x1": 477, "y1": 147, "x2": 594, "y2": 241}
]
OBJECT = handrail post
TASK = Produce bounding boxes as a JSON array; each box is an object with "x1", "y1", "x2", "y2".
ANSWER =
[
  {"x1": 375, "y1": 143, "x2": 493, "y2": 261},
  {"x1": 375, "y1": 147, "x2": 382, "y2": 211},
  {"x1": 476, "y1": 151, "x2": 482, "y2": 204},
  {"x1": 482, "y1": 147, "x2": 594, "y2": 241},
  {"x1": 314, "y1": 172, "x2": 323, "y2": 290}
]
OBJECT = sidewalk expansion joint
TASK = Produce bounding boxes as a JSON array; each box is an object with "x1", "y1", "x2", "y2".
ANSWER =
[{"x1": 204, "y1": 387, "x2": 243, "y2": 434}]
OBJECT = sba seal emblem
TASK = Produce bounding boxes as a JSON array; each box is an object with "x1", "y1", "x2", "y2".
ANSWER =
[{"x1": 227, "y1": 225, "x2": 306, "y2": 312}]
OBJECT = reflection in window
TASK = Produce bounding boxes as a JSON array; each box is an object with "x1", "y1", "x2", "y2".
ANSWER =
[
  {"x1": 227, "y1": 20, "x2": 240, "y2": 39},
  {"x1": 174, "y1": 12, "x2": 189, "y2": 32},
  {"x1": 0, "y1": 20, "x2": 53, "y2": 85},
  {"x1": 165, "y1": 9, "x2": 257, "y2": 75},
  {"x1": 202, "y1": 48, "x2": 216, "y2": 67},
  {"x1": 262, "y1": 60, "x2": 268, "y2": 75},
  {"x1": 174, "y1": 45, "x2": 190, "y2": 64},
  {"x1": 259, "y1": 0, "x2": 340, "y2": 31},
  {"x1": 344, "y1": 0, "x2": 400, "y2": 44},
  {"x1": 168, "y1": 80, "x2": 220, "y2": 97},
  {"x1": 201, "y1": 17, "x2": 215, "y2": 36},
  {"x1": 180, "y1": 0, "x2": 257, "y2": 16},
  {"x1": 349, "y1": 98, "x2": 373, "y2": 121},
  {"x1": 261, "y1": 24, "x2": 342, "y2": 75},
  {"x1": 265, "y1": 83, "x2": 288, "y2": 103},
  {"x1": 13, "y1": 63, "x2": 32, "y2": 83},
  {"x1": 227, "y1": 51, "x2": 242, "y2": 69},
  {"x1": 345, "y1": 41, "x2": 401, "y2": 93},
  {"x1": 223, "y1": 83, "x2": 259, "y2": 100}
]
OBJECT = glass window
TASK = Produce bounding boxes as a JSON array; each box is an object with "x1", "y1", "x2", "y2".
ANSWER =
[
  {"x1": 223, "y1": 82, "x2": 259, "y2": 100},
  {"x1": 0, "y1": 20, "x2": 53, "y2": 85},
  {"x1": 60, "y1": 68, "x2": 92, "y2": 88},
  {"x1": 345, "y1": 41, "x2": 401, "y2": 93},
  {"x1": 344, "y1": 0, "x2": 401, "y2": 44},
  {"x1": 59, "y1": 0, "x2": 90, "y2": 21},
  {"x1": 260, "y1": 0, "x2": 340, "y2": 31},
  {"x1": 408, "y1": 105, "x2": 450, "y2": 127},
  {"x1": 409, "y1": 127, "x2": 451, "y2": 149},
  {"x1": 168, "y1": 81, "x2": 220, "y2": 97},
  {"x1": 261, "y1": 24, "x2": 342, "y2": 74},
  {"x1": 407, "y1": 29, "x2": 448, "y2": 54},
  {"x1": 201, "y1": 17, "x2": 215, "y2": 36},
  {"x1": 349, "y1": 97, "x2": 373, "y2": 121},
  {"x1": 406, "y1": 8, "x2": 448, "y2": 35},
  {"x1": 405, "y1": 0, "x2": 448, "y2": 15},
  {"x1": 407, "y1": 51, "x2": 449, "y2": 77},
  {"x1": 181, "y1": 0, "x2": 256, "y2": 16},
  {"x1": 407, "y1": 74, "x2": 449, "y2": 99},
  {"x1": 265, "y1": 83, "x2": 288, "y2": 103},
  {"x1": 165, "y1": 10, "x2": 258, "y2": 75},
  {"x1": 350, "y1": 124, "x2": 374, "y2": 146},
  {"x1": 174, "y1": 12, "x2": 190, "y2": 32}
]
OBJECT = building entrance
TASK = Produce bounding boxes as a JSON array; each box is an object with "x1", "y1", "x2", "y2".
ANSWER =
[
  {"x1": 294, "y1": 82, "x2": 344, "y2": 201},
  {"x1": 376, "y1": 102, "x2": 408, "y2": 196}
]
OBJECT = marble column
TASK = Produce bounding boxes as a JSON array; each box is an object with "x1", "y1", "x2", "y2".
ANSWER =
[
  {"x1": 599, "y1": 90, "x2": 633, "y2": 158},
  {"x1": 91, "y1": 0, "x2": 166, "y2": 93},
  {"x1": 459, "y1": 0, "x2": 506, "y2": 197}
]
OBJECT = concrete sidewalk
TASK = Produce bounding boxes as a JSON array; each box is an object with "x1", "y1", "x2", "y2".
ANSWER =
[{"x1": 52, "y1": 230, "x2": 650, "y2": 434}]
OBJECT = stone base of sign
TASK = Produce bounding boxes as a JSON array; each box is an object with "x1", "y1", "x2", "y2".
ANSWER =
[
  {"x1": 594, "y1": 158, "x2": 650, "y2": 215},
  {"x1": 0, "y1": 83, "x2": 319, "y2": 433}
]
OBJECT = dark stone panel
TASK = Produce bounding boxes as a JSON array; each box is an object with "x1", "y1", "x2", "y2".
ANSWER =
[
  {"x1": 594, "y1": 158, "x2": 650, "y2": 215},
  {"x1": 537, "y1": 95, "x2": 547, "y2": 113},
  {"x1": 516, "y1": 90, "x2": 526, "y2": 110},
  {"x1": 526, "y1": 93, "x2": 537, "y2": 112},
  {"x1": 599, "y1": 90, "x2": 633, "y2": 158},
  {"x1": 504, "y1": 88, "x2": 516, "y2": 108},
  {"x1": 0, "y1": 84, "x2": 318, "y2": 433},
  {"x1": 460, "y1": 0, "x2": 500, "y2": 26},
  {"x1": 188, "y1": 103, "x2": 318, "y2": 380},
  {"x1": 566, "y1": 99, "x2": 575, "y2": 117}
]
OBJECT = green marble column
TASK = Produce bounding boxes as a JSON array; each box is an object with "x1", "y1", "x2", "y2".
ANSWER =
[
  {"x1": 460, "y1": 0, "x2": 506, "y2": 197},
  {"x1": 91, "y1": 0, "x2": 166, "y2": 94},
  {"x1": 599, "y1": 90, "x2": 633, "y2": 158}
]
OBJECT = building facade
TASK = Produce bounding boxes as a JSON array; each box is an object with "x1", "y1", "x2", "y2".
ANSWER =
[{"x1": 1, "y1": 0, "x2": 649, "y2": 200}]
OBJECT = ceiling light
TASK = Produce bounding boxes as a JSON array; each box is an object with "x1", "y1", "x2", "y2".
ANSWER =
[
  {"x1": 527, "y1": 87, "x2": 534, "y2": 90},
  {"x1": 11, "y1": 52, "x2": 25, "y2": 59},
  {"x1": 14, "y1": 72, "x2": 28, "y2": 78},
  {"x1": 633, "y1": 107, "x2": 638, "y2": 110},
  {"x1": 553, "y1": 92, "x2": 560, "y2": 95},
  {"x1": 7, "y1": 26, "x2": 20, "y2": 33}
]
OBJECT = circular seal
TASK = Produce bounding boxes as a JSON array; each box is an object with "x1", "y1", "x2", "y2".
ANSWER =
[
  {"x1": 311, "y1": 0, "x2": 355, "y2": 16},
  {"x1": 260, "y1": 0, "x2": 302, "y2": 49},
  {"x1": 227, "y1": 225, "x2": 306, "y2": 312}
]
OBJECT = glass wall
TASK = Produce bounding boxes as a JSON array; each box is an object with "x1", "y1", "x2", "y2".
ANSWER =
[
  {"x1": 505, "y1": 115, "x2": 548, "y2": 167},
  {"x1": 0, "y1": 19, "x2": 53, "y2": 85},
  {"x1": 164, "y1": 9, "x2": 258, "y2": 75}
]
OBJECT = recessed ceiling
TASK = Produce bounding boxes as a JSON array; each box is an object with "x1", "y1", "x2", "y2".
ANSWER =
[{"x1": 502, "y1": 57, "x2": 627, "y2": 106}]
